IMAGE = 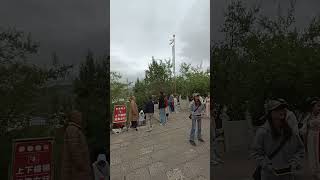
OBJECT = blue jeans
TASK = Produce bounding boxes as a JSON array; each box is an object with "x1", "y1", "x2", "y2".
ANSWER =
[
  {"x1": 190, "y1": 116, "x2": 202, "y2": 141},
  {"x1": 159, "y1": 108, "x2": 166, "y2": 125}
]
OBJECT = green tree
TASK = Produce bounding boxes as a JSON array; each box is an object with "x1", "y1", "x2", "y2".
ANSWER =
[
  {"x1": 0, "y1": 28, "x2": 72, "y2": 134},
  {"x1": 212, "y1": 0, "x2": 320, "y2": 121},
  {"x1": 73, "y1": 50, "x2": 109, "y2": 161}
]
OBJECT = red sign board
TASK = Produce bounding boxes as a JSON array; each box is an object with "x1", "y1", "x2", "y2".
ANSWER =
[
  {"x1": 113, "y1": 105, "x2": 127, "y2": 123},
  {"x1": 12, "y1": 137, "x2": 54, "y2": 180}
]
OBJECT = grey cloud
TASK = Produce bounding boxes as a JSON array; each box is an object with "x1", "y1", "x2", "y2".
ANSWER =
[
  {"x1": 0, "y1": 0, "x2": 109, "y2": 67},
  {"x1": 211, "y1": 0, "x2": 320, "y2": 43}
]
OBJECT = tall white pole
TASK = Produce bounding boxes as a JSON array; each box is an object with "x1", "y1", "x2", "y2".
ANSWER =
[{"x1": 172, "y1": 34, "x2": 176, "y2": 95}]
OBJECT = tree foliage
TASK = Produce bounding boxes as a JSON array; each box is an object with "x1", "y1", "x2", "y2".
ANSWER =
[
  {"x1": 130, "y1": 59, "x2": 209, "y2": 109},
  {"x1": 0, "y1": 28, "x2": 72, "y2": 134},
  {"x1": 73, "y1": 50, "x2": 109, "y2": 160},
  {"x1": 212, "y1": 0, "x2": 320, "y2": 122}
]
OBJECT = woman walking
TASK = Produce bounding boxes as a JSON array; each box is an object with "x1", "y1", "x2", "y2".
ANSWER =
[
  {"x1": 301, "y1": 97, "x2": 320, "y2": 179},
  {"x1": 129, "y1": 96, "x2": 139, "y2": 131},
  {"x1": 189, "y1": 93, "x2": 205, "y2": 146}
]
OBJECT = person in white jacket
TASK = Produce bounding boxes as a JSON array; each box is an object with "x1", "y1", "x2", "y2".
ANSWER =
[
  {"x1": 92, "y1": 154, "x2": 109, "y2": 180},
  {"x1": 174, "y1": 95, "x2": 178, "y2": 113}
]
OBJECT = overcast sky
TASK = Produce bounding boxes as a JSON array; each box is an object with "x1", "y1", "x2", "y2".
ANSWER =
[
  {"x1": 1, "y1": 0, "x2": 320, "y2": 82},
  {"x1": 211, "y1": 0, "x2": 320, "y2": 43},
  {"x1": 111, "y1": 0, "x2": 210, "y2": 82},
  {"x1": 0, "y1": 0, "x2": 109, "y2": 78}
]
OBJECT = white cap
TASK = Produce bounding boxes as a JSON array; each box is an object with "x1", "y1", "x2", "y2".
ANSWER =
[{"x1": 97, "y1": 154, "x2": 106, "y2": 162}]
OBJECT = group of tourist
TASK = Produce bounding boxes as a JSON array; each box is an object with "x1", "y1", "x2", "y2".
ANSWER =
[
  {"x1": 250, "y1": 97, "x2": 320, "y2": 180},
  {"x1": 127, "y1": 92, "x2": 211, "y2": 148}
]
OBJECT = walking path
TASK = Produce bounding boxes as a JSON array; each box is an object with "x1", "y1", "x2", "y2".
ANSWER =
[{"x1": 110, "y1": 104, "x2": 210, "y2": 180}]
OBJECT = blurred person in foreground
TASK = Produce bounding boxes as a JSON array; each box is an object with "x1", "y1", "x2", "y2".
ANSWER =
[
  {"x1": 251, "y1": 100, "x2": 305, "y2": 180},
  {"x1": 92, "y1": 154, "x2": 109, "y2": 180},
  {"x1": 300, "y1": 97, "x2": 320, "y2": 179},
  {"x1": 277, "y1": 98, "x2": 299, "y2": 135},
  {"x1": 61, "y1": 110, "x2": 92, "y2": 180}
]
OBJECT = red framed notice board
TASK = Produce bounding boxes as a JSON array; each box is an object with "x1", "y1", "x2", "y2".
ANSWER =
[
  {"x1": 113, "y1": 105, "x2": 127, "y2": 123},
  {"x1": 11, "y1": 137, "x2": 54, "y2": 180}
]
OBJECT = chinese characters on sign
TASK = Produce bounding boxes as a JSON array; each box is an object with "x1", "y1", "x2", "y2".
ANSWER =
[
  {"x1": 12, "y1": 138, "x2": 53, "y2": 180},
  {"x1": 113, "y1": 105, "x2": 127, "y2": 123}
]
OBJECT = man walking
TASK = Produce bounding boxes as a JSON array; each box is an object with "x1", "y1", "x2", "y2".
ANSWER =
[{"x1": 144, "y1": 96, "x2": 155, "y2": 131}]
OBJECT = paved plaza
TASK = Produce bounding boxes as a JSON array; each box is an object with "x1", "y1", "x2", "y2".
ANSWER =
[{"x1": 110, "y1": 105, "x2": 210, "y2": 180}]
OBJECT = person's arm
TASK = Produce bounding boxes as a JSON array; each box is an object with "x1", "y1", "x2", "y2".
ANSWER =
[
  {"x1": 190, "y1": 103, "x2": 193, "y2": 114},
  {"x1": 250, "y1": 128, "x2": 272, "y2": 168},
  {"x1": 288, "y1": 134, "x2": 305, "y2": 170}
]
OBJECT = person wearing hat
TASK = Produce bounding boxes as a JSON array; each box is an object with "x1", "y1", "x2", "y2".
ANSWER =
[
  {"x1": 92, "y1": 154, "x2": 109, "y2": 180},
  {"x1": 189, "y1": 93, "x2": 205, "y2": 146},
  {"x1": 301, "y1": 97, "x2": 320, "y2": 179},
  {"x1": 61, "y1": 111, "x2": 92, "y2": 180},
  {"x1": 250, "y1": 100, "x2": 305, "y2": 180}
]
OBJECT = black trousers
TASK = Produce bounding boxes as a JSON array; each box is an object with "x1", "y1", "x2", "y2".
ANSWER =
[{"x1": 131, "y1": 121, "x2": 138, "y2": 128}]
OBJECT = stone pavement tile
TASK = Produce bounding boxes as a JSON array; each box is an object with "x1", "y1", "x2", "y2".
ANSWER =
[
  {"x1": 180, "y1": 161, "x2": 206, "y2": 179},
  {"x1": 125, "y1": 167, "x2": 151, "y2": 180},
  {"x1": 110, "y1": 153, "x2": 122, "y2": 166},
  {"x1": 121, "y1": 155, "x2": 153, "y2": 175},
  {"x1": 121, "y1": 141, "x2": 132, "y2": 148},
  {"x1": 166, "y1": 168, "x2": 187, "y2": 180},
  {"x1": 110, "y1": 143, "x2": 121, "y2": 152},
  {"x1": 181, "y1": 148, "x2": 199, "y2": 161},
  {"x1": 151, "y1": 148, "x2": 181, "y2": 162},
  {"x1": 165, "y1": 155, "x2": 190, "y2": 169},
  {"x1": 188, "y1": 154, "x2": 210, "y2": 179},
  {"x1": 153, "y1": 143, "x2": 170, "y2": 152},
  {"x1": 148, "y1": 161, "x2": 167, "y2": 177},
  {"x1": 121, "y1": 148, "x2": 142, "y2": 161},
  {"x1": 149, "y1": 173, "x2": 168, "y2": 180},
  {"x1": 139, "y1": 145, "x2": 154, "y2": 156},
  {"x1": 110, "y1": 164, "x2": 124, "y2": 180},
  {"x1": 190, "y1": 175, "x2": 207, "y2": 180},
  {"x1": 194, "y1": 143, "x2": 210, "y2": 155}
]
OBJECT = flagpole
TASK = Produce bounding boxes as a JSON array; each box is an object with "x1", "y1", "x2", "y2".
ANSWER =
[
  {"x1": 172, "y1": 34, "x2": 176, "y2": 95},
  {"x1": 169, "y1": 34, "x2": 176, "y2": 95}
]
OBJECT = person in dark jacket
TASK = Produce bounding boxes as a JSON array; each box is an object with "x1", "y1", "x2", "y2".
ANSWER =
[
  {"x1": 144, "y1": 96, "x2": 155, "y2": 131},
  {"x1": 158, "y1": 92, "x2": 166, "y2": 125}
]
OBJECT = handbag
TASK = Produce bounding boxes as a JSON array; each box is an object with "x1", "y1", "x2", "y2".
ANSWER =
[
  {"x1": 252, "y1": 135, "x2": 290, "y2": 180},
  {"x1": 189, "y1": 105, "x2": 201, "y2": 119}
]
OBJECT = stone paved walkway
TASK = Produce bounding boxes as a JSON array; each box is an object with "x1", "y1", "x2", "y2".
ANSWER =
[{"x1": 110, "y1": 106, "x2": 210, "y2": 180}]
